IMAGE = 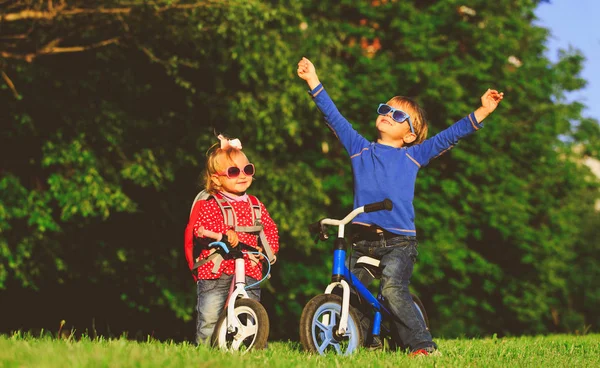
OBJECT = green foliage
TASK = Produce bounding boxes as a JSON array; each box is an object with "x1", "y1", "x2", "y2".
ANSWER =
[{"x1": 1, "y1": 0, "x2": 599, "y2": 340}]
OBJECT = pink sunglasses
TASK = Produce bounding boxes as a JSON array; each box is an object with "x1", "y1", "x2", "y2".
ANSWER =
[{"x1": 218, "y1": 163, "x2": 255, "y2": 179}]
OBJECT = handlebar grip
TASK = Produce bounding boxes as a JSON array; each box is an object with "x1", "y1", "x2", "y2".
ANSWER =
[
  {"x1": 308, "y1": 220, "x2": 323, "y2": 234},
  {"x1": 363, "y1": 199, "x2": 393, "y2": 213},
  {"x1": 308, "y1": 219, "x2": 329, "y2": 242},
  {"x1": 208, "y1": 240, "x2": 230, "y2": 254},
  {"x1": 209, "y1": 240, "x2": 255, "y2": 253}
]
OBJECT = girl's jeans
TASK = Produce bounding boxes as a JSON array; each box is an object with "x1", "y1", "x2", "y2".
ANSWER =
[
  {"x1": 195, "y1": 274, "x2": 260, "y2": 345},
  {"x1": 349, "y1": 236, "x2": 437, "y2": 352}
]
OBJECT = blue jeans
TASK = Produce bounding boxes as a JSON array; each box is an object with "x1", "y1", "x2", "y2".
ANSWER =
[
  {"x1": 195, "y1": 274, "x2": 260, "y2": 345},
  {"x1": 349, "y1": 236, "x2": 436, "y2": 352}
]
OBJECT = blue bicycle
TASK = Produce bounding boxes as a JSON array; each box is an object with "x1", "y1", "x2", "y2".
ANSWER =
[{"x1": 299, "y1": 199, "x2": 429, "y2": 355}]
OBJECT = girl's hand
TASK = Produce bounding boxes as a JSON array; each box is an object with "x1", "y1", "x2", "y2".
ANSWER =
[
  {"x1": 297, "y1": 57, "x2": 320, "y2": 89},
  {"x1": 480, "y1": 89, "x2": 504, "y2": 113},
  {"x1": 256, "y1": 245, "x2": 265, "y2": 261},
  {"x1": 226, "y1": 229, "x2": 239, "y2": 247}
]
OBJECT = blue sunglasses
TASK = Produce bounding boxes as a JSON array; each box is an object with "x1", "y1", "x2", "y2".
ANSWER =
[{"x1": 377, "y1": 104, "x2": 415, "y2": 134}]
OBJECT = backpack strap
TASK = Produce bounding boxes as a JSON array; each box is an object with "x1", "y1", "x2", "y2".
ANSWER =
[
  {"x1": 212, "y1": 192, "x2": 237, "y2": 228},
  {"x1": 247, "y1": 195, "x2": 277, "y2": 265},
  {"x1": 188, "y1": 191, "x2": 228, "y2": 275},
  {"x1": 248, "y1": 195, "x2": 262, "y2": 224},
  {"x1": 210, "y1": 192, "x2": 262, "y2": 233},
  {"x1": 192, "y1": 249, "x2": 225, "y2": 273},
  {"x1": 190, "y1": 190, "x2": 211, "y2": 216},
  {"x1": 234, "y1": 195, "x2": 263, "y2": 233}
]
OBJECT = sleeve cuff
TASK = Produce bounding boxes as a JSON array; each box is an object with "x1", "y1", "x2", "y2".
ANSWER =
[
  {"x1": 468, "y1": 112, "x2": 484, "y2": 131},
  {"x1": 308, "y1": 83, "x2": 324, "y2": 98}
]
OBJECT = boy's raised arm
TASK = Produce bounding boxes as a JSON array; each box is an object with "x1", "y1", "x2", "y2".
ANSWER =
[
  {"x1": 410, "y1": 88, "x2": 504, "y2": 166},
  {"x1": 297, "y1": 57, "x2": 370, "y2": 156}
]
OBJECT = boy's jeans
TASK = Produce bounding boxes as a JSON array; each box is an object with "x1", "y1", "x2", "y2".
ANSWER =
[
  {"x1": 349, "y1": 236, "x2": 437, "y2": 352},
  {"x1": 195, "y1": 274, "x2": 260, "y2": 345}
]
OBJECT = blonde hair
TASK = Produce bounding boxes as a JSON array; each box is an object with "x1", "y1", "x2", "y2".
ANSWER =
[
  {"x1": 386, "y1": 96, "x2": 429, "y2": 145},
  {"x1": 203, "y1": 145, "x2": 248, "y2": 194}
]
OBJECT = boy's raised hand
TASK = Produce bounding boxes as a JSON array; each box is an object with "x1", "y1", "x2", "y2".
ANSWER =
[
  {"x1": 474, "y1": 88, "x2": 504, "y2": 123},
  {"x1": 297, "y1": 57, "x2": 320, "y2": 90},
  {"x1": 481, "y1": 89, "x2": 504, "y2": 113}
]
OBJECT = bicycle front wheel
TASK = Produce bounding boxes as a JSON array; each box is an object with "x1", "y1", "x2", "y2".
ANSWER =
[
  {"x1": 211, "y1": 298, "x2": 269, "y2": 352},
  {"x1": 299, "y1": 294, "x2": 364, "y2": 355}
]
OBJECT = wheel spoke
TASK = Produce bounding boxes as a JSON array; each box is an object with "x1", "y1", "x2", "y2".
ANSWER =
[
  {"x1": 318, "y1": 338, "x2": 333, "y2": 354},
  {"x1": 231, "y1": 312, "x2": 258, "y2": 347},
  {"x1": 333, "y1": 342, "x2": 342, "y2": 354},
  {"x1": 231, "y1": 335, "x2": 243, "y2": 350},
  {"x1": 239, "y1": 314, "x2": 257, "y2": 328},
  {"x1": 315, "y1": 320, "x2": 328, "y2": 332},
  {"x1": 239, "y1": 323, "x2": 258, "y2": 340},
  {"x1": 329, "y1": 310, "x2": 337, "y2": 326}
]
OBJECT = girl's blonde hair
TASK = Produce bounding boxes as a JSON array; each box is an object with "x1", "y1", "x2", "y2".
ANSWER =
[
  {"x1": 387, "y1": 96, "x2": 429, "y2": 145},
  {"x1": 203, "y1": 145, "x2": 248, "y2": 194}
]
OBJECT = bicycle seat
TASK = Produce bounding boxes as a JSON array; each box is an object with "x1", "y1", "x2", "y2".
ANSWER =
[{"x1": 355, "y1": 256, "x2": 382, "y2": 278}]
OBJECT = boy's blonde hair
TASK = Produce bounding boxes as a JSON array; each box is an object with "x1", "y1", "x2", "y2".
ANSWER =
[
  {"x1": 203, "y1": 146, "x2": 247, "y2": 194},
  {"x1": 387, "y1": 96, "x2": 429, "y2": 145}
]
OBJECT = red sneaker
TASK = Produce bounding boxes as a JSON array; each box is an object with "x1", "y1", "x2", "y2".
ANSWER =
[{"x1": 409, "y1": 349, "x2": 429, "y2": 357}]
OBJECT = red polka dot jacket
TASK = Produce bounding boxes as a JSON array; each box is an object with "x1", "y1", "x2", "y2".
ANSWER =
[{"x1": 185, "y1": 196, "x2": 279, "y2": 281}]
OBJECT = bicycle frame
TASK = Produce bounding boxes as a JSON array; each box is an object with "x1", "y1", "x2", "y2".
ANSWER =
[
  {"x1": 318, "y1": 201, "x2": 395, "y2": 338},
  {"x1": 323, "y1": 238, "x2": 396, "y2": 338},
  {"x1": 198, "y1": 228, "x2": 252, "y2": 336}
]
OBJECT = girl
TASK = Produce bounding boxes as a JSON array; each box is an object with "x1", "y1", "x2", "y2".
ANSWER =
[{"x1": 184, "y1": 134, "x2": 279, "y2": 345}]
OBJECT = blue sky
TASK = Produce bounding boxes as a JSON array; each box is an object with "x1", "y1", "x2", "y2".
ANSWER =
[{"x1": 535, "y1": 0, "x2": 600, "y2": 122}]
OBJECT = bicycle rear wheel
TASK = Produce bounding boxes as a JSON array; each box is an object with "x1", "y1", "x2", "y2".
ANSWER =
[
  {"x1": 411, "y1": 293, "x2": 430, "y2": 329},
  {"x1": 383, "y1": 293, "x2": 430, "y2": 351}
]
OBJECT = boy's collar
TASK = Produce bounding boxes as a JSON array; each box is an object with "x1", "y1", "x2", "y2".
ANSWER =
[{"x1": 375, "y1": 139, "x2": 404, "y2": 149}]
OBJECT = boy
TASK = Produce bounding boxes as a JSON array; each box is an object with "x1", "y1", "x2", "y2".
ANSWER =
[{"x1": 297, "y1": 57, "x2": 503, "y2": 355}]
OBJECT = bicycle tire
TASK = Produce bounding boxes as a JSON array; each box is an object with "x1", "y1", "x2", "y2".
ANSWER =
[
  {"x1": 411, "y1": 293, "x2": 430, "y2": 329},
  {"x1": 382, "y1": 293, "x2": 430, "y2": 351},
  {"x1": 299, "y1": 294, "x2": 364, "y2": 355},
  {"x1": 211, "y1": 298, "x2": 269, "y2": 352}
]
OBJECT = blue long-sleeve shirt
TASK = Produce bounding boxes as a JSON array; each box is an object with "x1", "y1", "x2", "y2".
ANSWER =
[{"x1": 309, "y1": 83, "x2": 483, "y2": 236}]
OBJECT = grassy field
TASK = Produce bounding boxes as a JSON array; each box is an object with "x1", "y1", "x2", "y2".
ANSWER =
[{"x1": 0, "y1": 333, "x2": 598, "y2": 367}]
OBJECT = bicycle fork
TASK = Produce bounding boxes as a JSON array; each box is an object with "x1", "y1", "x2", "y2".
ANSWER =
[
  {"x1": 323, "y1": 237, "x2": 385, "y2": 340},
  {"x1": 226, "y1": 258, "x2": 249, "y2": 335}
]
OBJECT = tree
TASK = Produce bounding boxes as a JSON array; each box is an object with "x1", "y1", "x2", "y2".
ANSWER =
[{"x1": 1, "y1": 0, "x2": 329, "y2": 339}]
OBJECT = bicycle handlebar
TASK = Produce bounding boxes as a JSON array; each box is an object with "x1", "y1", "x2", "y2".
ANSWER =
[
  {"x1": 308, "y1": 199, "x2": 393, "y2": 239},
  {"x1": 198, "y1": 226, "x2": 266, "y2": 260}
]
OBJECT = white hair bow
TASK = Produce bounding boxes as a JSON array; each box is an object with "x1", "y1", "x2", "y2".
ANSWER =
[{"x1": 217, "y1": 134, "x2": 242, "y2": 150}]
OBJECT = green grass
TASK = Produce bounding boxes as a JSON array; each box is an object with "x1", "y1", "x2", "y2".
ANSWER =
[{"x1": 1, "y1": 333, "x2": 598, "y2": 367}]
